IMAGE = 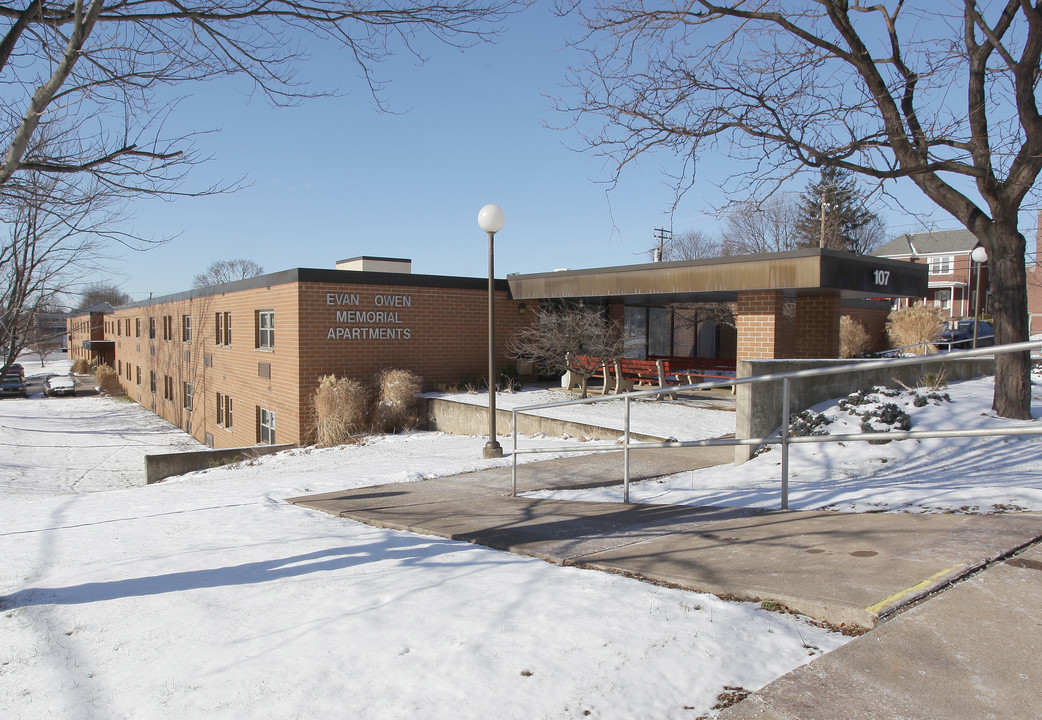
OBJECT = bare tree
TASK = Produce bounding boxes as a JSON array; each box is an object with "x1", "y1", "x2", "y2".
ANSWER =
[
  {"x1": 0, "y1": 1, "x2": 513, "y2": 197},
  {"x1": 1, "y1": 168, "x2": 122, "y2": 377},
  {"x1": 650, "y1": 229, "x2": 721, "y2": 261},
  {"x1": 193, "y1": 259, "x2": 265, "y2": 288},
  {"x1": 510, "y1": 302, "x2": 623, "y2": 396},
  {"x1": 77, "y1": 283, "x2": 132, "y2": 310},
  {"x1": 721, "y1": 196, "x2": 801, "y2": 255},
  {"x1": 562, "y1": 1, "x2": 1041, "y2": 419}
]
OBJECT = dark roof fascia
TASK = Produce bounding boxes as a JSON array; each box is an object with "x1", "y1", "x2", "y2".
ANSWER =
[{"x1": 121, "y1": 268, "x2": 511, "y2": 310}]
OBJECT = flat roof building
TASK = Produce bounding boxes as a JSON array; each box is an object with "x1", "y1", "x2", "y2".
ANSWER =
[{"x1": 67, "y1": 249, "x2": 926, "y2": 450}]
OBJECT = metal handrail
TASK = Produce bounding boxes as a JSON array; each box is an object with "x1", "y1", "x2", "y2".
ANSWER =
[{"x1": 509, "y1": 340, "x2": 1042, "y2": 509}]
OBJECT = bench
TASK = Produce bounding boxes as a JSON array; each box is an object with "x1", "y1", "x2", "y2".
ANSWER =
[
  {"x1": 566, "y1": 355, "x2": 738, "y2": 397},
  {"x1": 650, "y1": 356, "x2": 737, "y2": 385}
]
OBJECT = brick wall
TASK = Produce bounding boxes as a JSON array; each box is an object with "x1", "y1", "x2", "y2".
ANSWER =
[
  {"x1": 106, "y1": 275, "x2": 528, "y2": 449},
  {"x1": 736, "y1": 290, "x2": 784, "y2": 361},
  {"x1": 794, "y1": 295, "x2": 841, "y2": 358}
]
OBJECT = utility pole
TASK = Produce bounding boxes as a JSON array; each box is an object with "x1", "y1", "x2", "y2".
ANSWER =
[
  {"x1": 819, "y1": 195, "x2": 831, "y2": 249},
  {"x1": 653, "y1": 228, "x2": 672, "y2": 261}
]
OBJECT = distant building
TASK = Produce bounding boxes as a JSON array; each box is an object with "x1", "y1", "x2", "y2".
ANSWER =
[{"x1": 873, "y1": 229, "x2": 987, "y2": 318}]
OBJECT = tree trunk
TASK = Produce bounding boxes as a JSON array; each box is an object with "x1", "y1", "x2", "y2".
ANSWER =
[{"x1": 983, "y1": 222, "x2": 1032, "y2": 419}]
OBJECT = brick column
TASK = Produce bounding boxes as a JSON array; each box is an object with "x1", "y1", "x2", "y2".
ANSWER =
[
  {"x1": 736, "y1": 290, "x2": 784, "y2": 361},
  {"x1": 794, "y1": 294, "x2": 841, "y2": 358}
]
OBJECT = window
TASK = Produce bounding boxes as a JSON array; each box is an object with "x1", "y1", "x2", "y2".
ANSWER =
[
  {"x1": 118, "y1": 360, "x2": 122, "y2": 375},
  {"x1": 215, "y1": 312, "x2": 224, "y2": 345},
  {"x1": 149, "y1": 317, "x2": 156, "y2": 340},
  {"x1": 182, "y1": 314, "x2": 192, "y2": 343},
  {"x1": 136, "y1": 366, "x2": 141, "y2": 385},
  {"x1": 183, "y1": 382, "x2": 193, "y2": 413},
  {"x1": 928, "y1": 256, "x2": 954, "y2": 275},
  {"x1": 217, "y1": 393, "x2": 233, "y2": 428},
  {"x1": 163, "y1": 315, "x2": 173, "y2": 341},
  {"x1": 257, "y1": 310, "x2": 274, "y2": 348},
  {"x1": 150, "y1": 371, "x2": 157, "y2": 394},
  {"x1": 223, "y1": 312, "x2": 231, "y2": 345},
  {"x1": 258, "y1": 407, "x2": 275, "y2": 445},
  {"x1": 135, "y1": 318, "x2": 141, "y2": 337},
  {"x1": 163, "y1": 375, "x2": 173, "y2": 402},
  {"x1": 934, "y1": 288, "x2": 952, "y2": 311}
]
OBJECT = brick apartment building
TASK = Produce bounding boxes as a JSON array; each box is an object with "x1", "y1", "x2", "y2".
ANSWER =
[
  {"x1": 68, "y1": 259, "x2": 528, "y2": 449},
  {"x1": 68, "y1": 249, "x2": 924, "y2": 449}
]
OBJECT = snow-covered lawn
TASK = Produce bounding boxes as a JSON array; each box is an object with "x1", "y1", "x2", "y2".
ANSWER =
[
  {"x1": 529, "y1": 376, "x2": 1042, "y2": 515},
  {"x1": 3, "y1": 361, "x2": 1038, "y2": 719},
  {"x1": 431, "y1": 385, "x2": 736, "y2": 441},
  {"x1": 1, "y1": 367, "x2": 837, "y2": 720}
]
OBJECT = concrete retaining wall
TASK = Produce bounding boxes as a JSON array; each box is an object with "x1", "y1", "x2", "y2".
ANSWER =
[
  {"x1": 425, "y1": 397, "x2": 668, "y2": 443},
  {"x1": 145, "y1": 444, "x2": 296, "y2": 484},
  {"x1": 734, "y1": 357, "x2": 995, "y2": 465}
]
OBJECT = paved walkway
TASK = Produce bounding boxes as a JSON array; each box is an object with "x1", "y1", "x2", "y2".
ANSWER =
[{"x1": 288, "y1": 446, "x2": 1042, "y2": 718}]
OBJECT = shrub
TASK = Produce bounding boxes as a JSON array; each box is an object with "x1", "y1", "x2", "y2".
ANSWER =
[
  {"x1": 372, "y1": 368, "x2": 423, "y2": 433},
  {"x1": 839, "y1": 316, "x2": 871, "y2": 358},
  {"x1": 94, "y1": 363, "x2": 122, "y2": 395},
  {"x1": 313, "y1": 375, "x2": 369, "y2": 447},
  {"x1": 72, "y1": 358, "x2": 91, "y2": 374},
  {"x1": 886, "y1": 302, "x2": 945, "y2": 355}
]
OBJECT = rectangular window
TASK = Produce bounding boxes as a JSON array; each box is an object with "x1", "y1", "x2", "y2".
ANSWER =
[
  {"x1": 118, "y1": 359, "x2": 122, "y2": 375},
  {"x1": 135, "y1": 318, "x2": 141, "y2": 338},
  {"x1": 163, "y1": 375, "x2": 173, "y2": 402},
  {"x1": 217, "y1": 393, "x2": 234, "y2": 428},
  {"x1": 163, "y1": 315, "x2": 172, "y2": 341},
  {"x1": 149, "y1": 317, "x2": 156, "y2": 340},
  {"x1": 136, "y1": 366, "x2": 141, "y2": 385},
  {"x1": 223, "y1": 312, "x2": 231, "y2": 345},
  {"x1": 150, "y1": 371, "x2": 156, "y2": 394},
  {"x1": 257, "y1": 310, "x2": 274, "y2": 348},
  {"x1": 215, "y1": 312, "x2": 224, "y2": 345},
  {"x1": 928, "y1": 256, "x2": 954, "y2": 275},
  {"x1": 183, "y1": 382, "x2": 193, "y2": 413},
  {"x1": 182, "y1": 314, "x2": 192, "y2": 343},
  {"x1": 258, "y1": 407, "x2": 275, "y2": 445}
]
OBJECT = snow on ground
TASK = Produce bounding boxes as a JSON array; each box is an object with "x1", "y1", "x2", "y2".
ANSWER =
[
  {"x1": 1, "y1": 378, "x2": 838, "y2": 719},
  {"x1": 529, "y1": 375, "x2": 1042, "y2": 515},
  {"x1": 431, "y1": 385, "x2": 736, "y2": 441}
]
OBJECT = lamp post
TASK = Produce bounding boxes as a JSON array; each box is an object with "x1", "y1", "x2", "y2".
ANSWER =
[
  {"x1": 971, "y1": 245, "x2": 988, "y2": 348},
  {"x1": 478, "y1": 204, "x2": 505, "y2": 459}
]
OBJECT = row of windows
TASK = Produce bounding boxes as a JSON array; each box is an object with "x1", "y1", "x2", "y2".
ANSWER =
[{"x1": 113, "y1": 310, "x2": 274, "y2": 348}]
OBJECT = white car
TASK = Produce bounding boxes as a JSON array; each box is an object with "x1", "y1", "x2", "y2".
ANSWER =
[{"x1": 45, "y1": 375, "x2": 76, "y2": 396}]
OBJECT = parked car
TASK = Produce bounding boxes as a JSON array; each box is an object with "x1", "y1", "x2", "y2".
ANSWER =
[
  {"x1": 5, "y1": 362, "x2": 24, "y2": 380},
  {"x1": 938, "y1": 320, "x2": 994, "y2": 351},
  {"x1": 45, "y1": 374, "x2": 76, "y2": 396},
  {"x1": 0, "y1": 373, "x2": 28, "y2": 398}
]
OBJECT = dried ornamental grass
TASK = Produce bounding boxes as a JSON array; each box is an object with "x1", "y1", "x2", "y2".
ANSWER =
[
  {"x1": 313, "y1": 374, "x2": 369, "y2": 447},
  {"x1": 94, "y1": 363, "x2": 122, "y2": 395},
  {"x1": 72, "y1": 358, "x2": 92, "y2": 374},
  {"x1": 839, "y1": 316, "x2": 871, "y2": 358},
  {"x1": 373, "y1": 368, "x2": 423, "y2": 433},
  {"x1": 886, "y1": 302, "x2": 946, "y2": 355}
]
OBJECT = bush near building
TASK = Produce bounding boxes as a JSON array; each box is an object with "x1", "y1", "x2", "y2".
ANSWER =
[
  {"x1": 840, "y1": 316, "x2": 871, "y2": 358},
  {"x1": 887, "y1": 302, "x2": 945, "y2": 355},
  {"x1": 313, "y1": 375, "x2": 369, "y2": 447},
  {"x1": 94, "y1": 364, "x2": 122, "y2": 395},
  {"x1": 372, "y1": 369, "x2": 423, "y2": 434}
]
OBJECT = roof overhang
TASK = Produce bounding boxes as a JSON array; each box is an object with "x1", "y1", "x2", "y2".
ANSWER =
[{"x1": 508, "y1": 248, "x2": 926, "y2": 305}]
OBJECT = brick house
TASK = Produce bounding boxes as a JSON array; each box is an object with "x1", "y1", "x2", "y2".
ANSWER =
[{"x1": 873, "y1": 229, "x2": 989, "y2": 319}]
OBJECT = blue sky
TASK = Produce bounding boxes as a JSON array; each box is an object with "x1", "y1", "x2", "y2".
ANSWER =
[{"x1": 111, "y1": 4, "x2": 986, "y2": 301}]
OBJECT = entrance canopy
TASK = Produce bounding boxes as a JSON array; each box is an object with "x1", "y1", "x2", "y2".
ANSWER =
[{"x1": 507, "y1": 248, "x2": 925, "y2": 305}]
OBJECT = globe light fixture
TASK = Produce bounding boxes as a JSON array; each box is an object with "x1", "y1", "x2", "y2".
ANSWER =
[
  {"x1": 479, "y1": 204, "x2": 505, "y2": 459},
  {"x1": 971, "y1": 246, "x2": 988, "y2": 348}
]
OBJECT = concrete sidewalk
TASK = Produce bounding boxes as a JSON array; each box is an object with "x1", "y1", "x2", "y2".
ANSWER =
[{"x1": 288, "y1": 446, "x2": 1042, "y2": 716}]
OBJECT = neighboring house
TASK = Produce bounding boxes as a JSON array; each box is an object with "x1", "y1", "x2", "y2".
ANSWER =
[{"x1": 874, "y1": 229, "x2": 988, "y2": 319}]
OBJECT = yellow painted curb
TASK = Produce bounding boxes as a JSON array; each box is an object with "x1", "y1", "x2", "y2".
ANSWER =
[{"x1": 865, "y1": 563, "x2": 968, "y2": 617}]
